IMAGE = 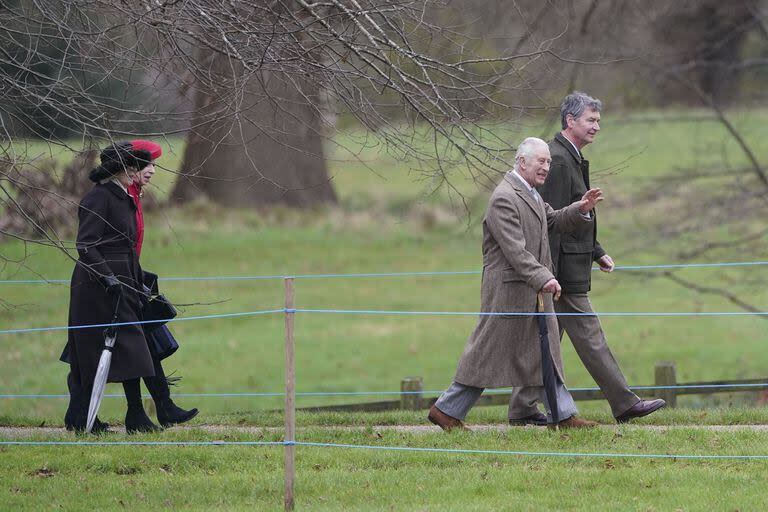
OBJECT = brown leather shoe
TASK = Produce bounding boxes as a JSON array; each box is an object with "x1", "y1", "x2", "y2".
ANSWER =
[
  {"x1": 427, "y1": 404, "x2": 470, "y2": 431},
  {"x1": 615, "y1": 399, "x2": 666, "y2": 423},
  {"x1": 548, "y1": 415, "x2": 599, "y2": 430}
]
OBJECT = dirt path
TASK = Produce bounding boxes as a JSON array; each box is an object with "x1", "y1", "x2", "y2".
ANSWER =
[{"x1": 2, "y1": 423, "x2": 768, "y2": 439}]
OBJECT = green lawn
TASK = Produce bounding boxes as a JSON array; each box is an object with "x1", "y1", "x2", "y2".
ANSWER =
[
  {"x1": 2, "y1": 419, "x2": 768, "y2": 511},
  {"x1": 2, "y1": 110, "x2": 768, "y2": 510}
]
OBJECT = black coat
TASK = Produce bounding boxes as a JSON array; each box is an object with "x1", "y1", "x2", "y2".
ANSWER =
[
  {"x1": 538, "y1": 133, "x2": 607, "y2": 294},
  {"x1": 61, "y1": 182, "x2": 154, "y2": 384}
]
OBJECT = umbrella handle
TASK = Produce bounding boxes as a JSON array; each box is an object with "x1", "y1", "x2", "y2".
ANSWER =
[
  {"x1": 103, "y1": 292, "x2": 122, "y2": 340},
  {"x1": 537, "y1": 292, "x2": 545, "y2": 313}
]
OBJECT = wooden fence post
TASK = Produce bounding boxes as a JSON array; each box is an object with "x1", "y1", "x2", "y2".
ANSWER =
[
  {"x1": 284, "y1": 278, "x2": 295, "y2": 511},
  {"x1": 400, "y1": 377, "x2": 423, "y2": 410},
  {"x1": 655, "y1": 361, "x2": 677, "y2": 408}
]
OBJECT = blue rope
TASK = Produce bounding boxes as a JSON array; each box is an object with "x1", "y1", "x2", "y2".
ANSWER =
[
  {"x1": 0, "y1": 279, "x2": 70, "y2": 284},
  {"x1": 1, "y1": 439, "x2": 766, "y2": 460},
  {"x1": 5, "y1": 306, "x2": 766, "y2": 336},
  {"x1": 166, "y1": 271, "x2": 482, "y2": 281},
  {"x1": 3, "y1": 383, "x2": 766, "y2": 400},
  {"x1": 0, "y1": 440, "x2": 284, "y2": 446},
  {"x1": 292, "y1": 441, "x2": 768, "y2": 460},
  {"x1": 0, "y1": 308, "x2": 283, "y2": 335},
  {"x1": 1, "y1": 260, "x2": 766, "y2": 284},
  {"x1": 291, "y1": 308, "x2": 768, "y2": 317}
]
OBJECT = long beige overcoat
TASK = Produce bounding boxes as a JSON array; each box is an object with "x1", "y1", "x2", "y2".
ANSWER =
[{"x1": 453, "y1": 172, "x2": 590, "y2": 388}]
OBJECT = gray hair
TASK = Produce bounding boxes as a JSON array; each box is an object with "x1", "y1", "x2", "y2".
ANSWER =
[
  {"x1": 512, "y1": 137, "x2": 548, "y2": 172},
  {"x1": 560, "y1": 91, "x2": 602, "y2": 129}
]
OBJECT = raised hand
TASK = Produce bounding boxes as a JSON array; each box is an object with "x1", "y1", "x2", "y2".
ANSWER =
[{"x1": 578, "y1": 188, "x2": 604, "y2": 213}]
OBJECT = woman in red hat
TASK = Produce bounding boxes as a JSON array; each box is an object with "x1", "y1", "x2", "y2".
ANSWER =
[{"x1": 127, "y1": 139, "x2": 198, "y2": 428}]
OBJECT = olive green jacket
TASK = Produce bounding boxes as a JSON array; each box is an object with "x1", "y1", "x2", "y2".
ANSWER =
[{"x1": 538, "y1": 133, "x2": 606, "y2": 293}]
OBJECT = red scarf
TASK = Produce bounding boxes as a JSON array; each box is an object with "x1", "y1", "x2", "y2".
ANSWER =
[{"x1": 128, "y1": 183, "x2": 144, "y2": 258}]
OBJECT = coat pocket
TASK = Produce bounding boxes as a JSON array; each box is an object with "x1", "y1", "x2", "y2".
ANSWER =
[
  {"x1": 559, "y1": 241, "x2": 593, "y2": 283},
  {"x1": 561, "y1": 241, "x2": 593, "y2": 254},
  {"x1": 501, "y1": 269, "x2": 519, "y2": 283},
  {"x1": 498, "y1": 270, "x2": 534, "y2": 313}
]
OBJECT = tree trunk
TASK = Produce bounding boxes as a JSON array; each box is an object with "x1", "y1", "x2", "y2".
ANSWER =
[
  {"x1": 653, "y1": 1, "x2": 754, "y2": 106},
  {"x1": 171, "y1": 51, "x2": 336, "y2": 208}
]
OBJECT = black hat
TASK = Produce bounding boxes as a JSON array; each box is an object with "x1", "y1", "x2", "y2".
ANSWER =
[{"x1": 88, "y1": 142, "x2": 153, "y2": 182}]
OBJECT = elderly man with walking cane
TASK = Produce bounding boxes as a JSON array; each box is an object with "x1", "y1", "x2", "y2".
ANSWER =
[
  {"x1": 428, "y1": 137, "x2": 602, "y2": 431},
  {"x1": 507, "y1": 92, "x2": 666, "y2": 426}
]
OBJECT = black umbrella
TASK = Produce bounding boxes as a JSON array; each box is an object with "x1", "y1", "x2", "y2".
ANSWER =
[{"x1": 537, "y1": 292, "x2": 560, "y2": 428}]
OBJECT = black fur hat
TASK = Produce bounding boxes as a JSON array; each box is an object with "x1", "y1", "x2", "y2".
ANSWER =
[{"x1": 88, "y1": 142, "x2": 153, "y2": 183}]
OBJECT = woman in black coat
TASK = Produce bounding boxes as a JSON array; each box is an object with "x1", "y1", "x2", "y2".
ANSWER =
[{"x1": 62, "y1": 142, "x2": 160, "y2": 433}]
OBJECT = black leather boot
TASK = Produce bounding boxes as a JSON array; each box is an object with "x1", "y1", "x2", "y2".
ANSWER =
[
  {"x1": 65, "y1": 372, "x2": 110, "y2": 434},
  {"x1": 64, "y1": 373, "x2": 78, "y2": 430},
  {"x1": 145, "y1": 369, "x2": 198, "y2": 428},
  {"x1": 64, "y1": 371, "x2": 82, "y2": 430},
  {"x1": 156, "y1": 398, "x2": 199, "y2": 428},
  {"x1": 123, "y1": 378, "x2": 160, "y2": 434},
  {"x1": 125, "y1": 405, "x2": 162, "y2": 434},
  {"x1": 64, "y1": 389, "x2": 87, "y2": 432}
]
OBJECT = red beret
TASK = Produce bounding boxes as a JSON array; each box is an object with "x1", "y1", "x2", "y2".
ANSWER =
[{"x1": 130, "y1": 139, "x2": 162, "y2": 160}]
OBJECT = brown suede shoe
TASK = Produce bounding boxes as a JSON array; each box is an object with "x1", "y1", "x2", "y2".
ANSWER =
[
  {"x1": 548, "y1": 415, "x2": 599, "y2": 430},
  {"x1": 427, "y1": 404, "x2": 470, "y2": 431}
]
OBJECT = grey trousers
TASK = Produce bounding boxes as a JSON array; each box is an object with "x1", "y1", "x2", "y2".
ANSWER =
[
  {"x1": 435, "y1": 379, "x2": 578, "y2": 424},
  {"x1": 509, "y1": 292, "x2": 640, "y2": 419}
]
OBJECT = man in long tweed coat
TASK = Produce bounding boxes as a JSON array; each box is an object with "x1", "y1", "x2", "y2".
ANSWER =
[
  {"x1": 508, "y1": 92, "x2": 665, "y2": 426},
  {"x1": 428, "y1": 137, "x2": 603, "y2": 431}
]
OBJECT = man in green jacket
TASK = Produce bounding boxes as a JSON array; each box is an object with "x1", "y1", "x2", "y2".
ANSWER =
[{"x1": 508, "y1": 91, "x2": 666, "y2": 425}]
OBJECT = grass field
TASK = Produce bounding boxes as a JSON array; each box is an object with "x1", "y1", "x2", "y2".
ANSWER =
[
  {"x1": 3, "y1": 421, "x2": 768, "y2": 511},
  {"x1": 2, "y1": 109, "x2": 768, "y2": 510}
]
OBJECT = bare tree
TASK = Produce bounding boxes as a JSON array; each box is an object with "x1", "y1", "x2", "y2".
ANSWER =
[
  {"x1": 2, "y1": 1, "x2": 765, "y2": 314},
  {"x1": 170, "y1": 47, "x2": 337, "y2": 207},
  {"x1": 443, "y1": 0, "x2": 768, "y2": 314},
  {"x1": 2, "y1": 0, "x2": 580, "y2": 229}
]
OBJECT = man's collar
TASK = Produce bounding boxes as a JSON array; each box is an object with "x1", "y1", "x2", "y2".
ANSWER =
[
  {"x1": 508, "y1": 170, "x2": 534, "y2": 191},
  {"x1": 554, "y1": 132, "x2": 582, "y2": 163}
]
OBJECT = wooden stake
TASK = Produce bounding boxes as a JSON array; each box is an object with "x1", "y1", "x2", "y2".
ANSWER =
[
  {"x1": 655, "y1": 361, "x2": 677, "y2": 408},
  {"x1": 400, "y1": 377, "x2": 424, "y2": 410},
  {"x1": 284, "y1": 278, "x2": 295, "y2": 511}
]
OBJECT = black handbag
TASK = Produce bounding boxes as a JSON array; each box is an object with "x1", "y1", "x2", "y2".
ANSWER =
[
  {"x1": 141, "y1": 270, "x2": 177, "y2": 331},
  {"x1": 143, "y1": 293, "x2": 177, "y2": 330},
  {"x1": 147, "y1": 324, "x2": 179, "y2": 360}
]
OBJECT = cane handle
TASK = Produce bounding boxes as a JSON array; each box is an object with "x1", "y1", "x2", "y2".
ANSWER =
[{"x1": 537, "y1": 292, "x2": 544, "y2": 313}]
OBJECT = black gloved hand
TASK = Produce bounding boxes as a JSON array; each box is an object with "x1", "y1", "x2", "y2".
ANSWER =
[
  {"x1": 102, "y1": 274, "x2": 123, "y2": 297},
  {"x1": 143, "y1": 270, "x2": 159, "y2": 290}
]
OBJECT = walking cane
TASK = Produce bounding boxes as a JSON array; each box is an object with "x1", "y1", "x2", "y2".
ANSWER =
[{"x1": 537, "y1": 292, "x2": 560, "y2": 429}]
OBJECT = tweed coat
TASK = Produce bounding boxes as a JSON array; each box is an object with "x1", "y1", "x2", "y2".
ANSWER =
[
  {"x1": 61, "y1": 181, "x2": 154, "y2": 384},
  {"x1": 539, "y1": 133, "x2": 606, "y2": 293},
  {"x1": 453, "y1": 172, "x2": 590, "y2": 388}
]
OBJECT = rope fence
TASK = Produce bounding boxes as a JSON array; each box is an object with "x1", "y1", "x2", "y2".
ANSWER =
[
  {"x1": 1, "y1": 259, "x2": 767, "y2": 285},
  {"x1": 3, "y1": 382, "x2": 768, "y2": 400},
  {"x1": 2, "y1": 306, "x2": 767, "y2": 336},
  {"x1": 1, "y1": 439, "x2": 767, "y2": 461}
]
